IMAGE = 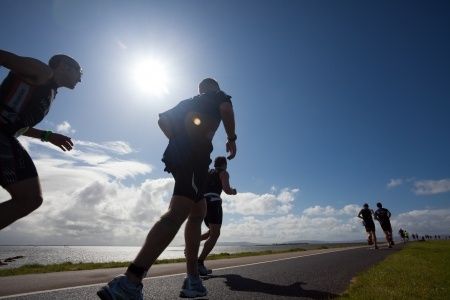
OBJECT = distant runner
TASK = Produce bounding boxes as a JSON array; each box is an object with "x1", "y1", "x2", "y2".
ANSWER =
[
  {"x1": 197, "y1": 156, "x2": 237, "y2": 276},
  {"x1": 374, "y1": 202, "x2": 394, "y2": 248},
  {"x1": 357, "y1": 203, "x2": 378, "y2": 249},
  {"x1": 398, "y1": 228, "x2": 407, "y2": 243},
  {"x1": 0, "y1": 50, "x2": 81, "y2": 231}
]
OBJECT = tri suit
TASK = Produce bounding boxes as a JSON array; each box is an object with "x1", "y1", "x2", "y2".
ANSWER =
[
  {"x1": 375, "y1": 208, "x2": 392, "y2": 232},
  {"x1": 203, "y1": 169, "x2": 224, "y2": 227},
  {"x1": 0, "y1": 72, "x2": 56, "y2": 187},
  {"x1": 160, "y1": 91, "x2": 232, "y2": 202},
  {"x1": 359, "y1": 208, "x2": 375, "y2": 232}
]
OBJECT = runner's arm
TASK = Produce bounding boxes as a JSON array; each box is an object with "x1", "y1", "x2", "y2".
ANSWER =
[
  {"x1": 357, "y1": 210, "x2": 363, "y2": 219},
  {"x1": 374, "y1": 211, "x2": 379, "y2": 221},
  {"x1": 23, "y1": 128, "x2": 74, "y2": 151},
  {"x1": 0, "y1": 50, "x2": 52, "y2": 84},
  {"x1": 220, "y1": 102, "x2": 237, "y2": 159},
  {"x1": 219, "y1": 170, "x2": 237, "y2": 195}
]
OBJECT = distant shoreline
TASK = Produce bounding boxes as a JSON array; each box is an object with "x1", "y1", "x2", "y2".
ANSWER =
[{"x1": 0, "y1": 242, "x2": 365, "y2": 277}]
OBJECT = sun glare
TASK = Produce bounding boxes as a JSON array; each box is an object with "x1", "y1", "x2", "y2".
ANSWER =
[{"x1": 130, "y1": 58, "x2": 169, "y2": 97}]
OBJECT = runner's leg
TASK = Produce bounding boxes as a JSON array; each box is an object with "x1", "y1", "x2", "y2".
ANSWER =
[
  {"x1": 126, "y1": 195, "x2": 192, "y2": 283},
  {"x1": 184, "y1": 198, "x2": 206, "y2": 276},
  {"x1": 0, "y1": 177, "x2": 42, "y2": 230},
  {"x1": 198, "y1": 224, "x2": 221, "y2": 262}
]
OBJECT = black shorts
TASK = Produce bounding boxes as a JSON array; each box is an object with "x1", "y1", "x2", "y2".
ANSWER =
[
  {"x1": 363, "y1": 220, "x2": 376, "y2": 232},
  {"x1": 171, "y1": 163, "x2": 209, "y2": 202},
  {"x1": 163, "y1": 138, "x2": 211, "y2": 202},
  {"x1": 204, "y1": 197, "x2": 223, "y2": 227},
  {"x1": 0, "y1": 131, "x2": 38, "y2": 188},
  {"x1": 380, "y1": 221, "x2": 392, "y2": 233}
]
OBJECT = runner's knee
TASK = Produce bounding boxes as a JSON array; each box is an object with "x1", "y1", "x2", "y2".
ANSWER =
[
  {"x1": 14, "y1": 194, "x2": 43, "y2": 212},
  {"x1": 187, "y1": 215, "x2": 204, "y2": 225}
]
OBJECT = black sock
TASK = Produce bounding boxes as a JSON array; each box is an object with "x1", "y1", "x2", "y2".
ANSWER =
[{"x1": 127, "y1": 263, "x2": 148, "y2": 279}]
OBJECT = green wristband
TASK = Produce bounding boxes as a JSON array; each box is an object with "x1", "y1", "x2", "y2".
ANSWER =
[{"x1": 41, "y1": 131, "x2": 53, "y2": 142}]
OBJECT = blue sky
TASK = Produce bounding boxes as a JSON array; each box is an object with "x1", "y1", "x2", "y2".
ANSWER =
[{"x1": 0, "y1": 0, "x2": 449, "y2": 245}]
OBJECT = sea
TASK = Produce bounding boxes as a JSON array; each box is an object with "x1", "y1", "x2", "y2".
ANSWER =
[{"x1": 0, "y1": 243, "x2": 313, "y2": 269}]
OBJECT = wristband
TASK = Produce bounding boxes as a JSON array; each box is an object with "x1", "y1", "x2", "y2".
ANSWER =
[
  {"x1": 227, "y1": 134, "x2": 237, "y2": 142},
  {"x1": 40, "y1": 131, "x2": 53, "y2": 142}
]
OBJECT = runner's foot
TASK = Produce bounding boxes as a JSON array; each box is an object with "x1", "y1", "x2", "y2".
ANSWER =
[
  {"x1": 180, "y1": 277, "x2": 207, "y2": 298},
  {"x1": 198, "y1": 263, "x2": 212, "y2": 276},
  {"x1": 97, "y1": 275, "x2": 143, "y2": 300}
]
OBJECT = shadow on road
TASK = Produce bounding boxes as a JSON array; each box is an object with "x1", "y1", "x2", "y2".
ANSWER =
[{"x1": 205, "y1": 274, "x2": 338, "y2": 299}]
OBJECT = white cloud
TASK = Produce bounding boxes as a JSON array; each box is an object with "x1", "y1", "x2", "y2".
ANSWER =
[
  {"x1": 387, "y1": 178, "x2": 403, "y2": 189},
  {"x1": 1, "y1": 138, "x2": 449, "y2": 246},
  {"x1": 222, "y1": 188, "x2": 298, "y2": 215},
  {"x1": 56, "y1": 121, "x2": 75, "y2": 135},
  {"x1": 413, "y1": 179, "x2": 450, "y2": 195},
  {"x1": 392, "y1": 209, "x2": 450, "y2": 235}
]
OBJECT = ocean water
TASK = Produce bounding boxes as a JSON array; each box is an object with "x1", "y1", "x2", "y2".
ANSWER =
[{"x1": 0, "y1": 244, "x2": 309, "y2": 269}]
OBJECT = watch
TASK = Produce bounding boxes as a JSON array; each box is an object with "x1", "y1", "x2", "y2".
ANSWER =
[{"x1": 227, "y1": 134, "x2": 237, "y2": 142}]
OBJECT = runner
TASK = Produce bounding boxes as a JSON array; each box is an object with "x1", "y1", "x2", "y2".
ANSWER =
[
  {"x1": 398, "y1": 228, "x2": 406, "y2": 243},
  {"x1": 374, "y1": 202, "x2": 394, "y2": 248},
  {"x1": 0, "y1": 50, "x2": 81, "y2": 231},
  {"x1": 97, "y1": 78, "x2": 237, "y2": 299},
  {"x1": 357, "y1": 203, "x2": 378, "y2": 249},
  {"x1": 197, "y1": 156, "x2": 237, "y2": 276}
]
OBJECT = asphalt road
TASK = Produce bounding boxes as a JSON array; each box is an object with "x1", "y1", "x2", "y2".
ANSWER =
[{"x1": 0, "y1": 245, "x2": 401, "y2": 299}]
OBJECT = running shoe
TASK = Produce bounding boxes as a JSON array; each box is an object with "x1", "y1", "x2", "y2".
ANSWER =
[
  {"x1": 180, "y1": 277, "x2": 207, "y2": 298},
  {"x1": 97, "y1": 275, "x2": 143, "y2": 300},
  {"x1": 198, "y1": 263, "x2": 212, "y2": 276}
]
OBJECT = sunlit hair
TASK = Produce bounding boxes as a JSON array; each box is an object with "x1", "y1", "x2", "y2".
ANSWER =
[
  {"x1": 48, "y1": 54, "x2": 81, "y2": 72},
  {"x1": 214, "y1": 156, "x2": 227, "y2": 169},
  {"x1": 199, "y1": 78, "x2": 220, "y2": 93}
]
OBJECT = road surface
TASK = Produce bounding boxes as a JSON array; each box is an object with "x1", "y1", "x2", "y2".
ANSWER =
[{"x1": 0, "y1": 244, "x2": 401, "y2": 299}]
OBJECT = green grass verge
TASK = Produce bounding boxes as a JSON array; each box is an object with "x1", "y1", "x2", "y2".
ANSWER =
[
  {"x1": 341, "y1": 240, "x2": 450, "y2": 300},
  {"x1": 0, "y1": 243, "x2": 360, "y2": 277}
]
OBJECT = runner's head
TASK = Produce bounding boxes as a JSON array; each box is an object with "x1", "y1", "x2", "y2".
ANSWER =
[
  {"x1": 214, "y1": 156, "x2": 227, "y2": 170},
  {"x1": 376, "y1": 202, "x2": 382, "y2": 208},
  {"x1": 49, "y1": 54, "x2": 82, "y2": 89},
  {"x1": 199, "y1": 78, "x2": 220, "y2": 94},
  {"x1": 363, "y1": 203, "x2": 369, "y2": 208}
]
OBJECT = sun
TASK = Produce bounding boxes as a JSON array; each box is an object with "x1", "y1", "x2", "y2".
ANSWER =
[{"x1": 130, "y1": 58, "x2": 169, "y2": 97}]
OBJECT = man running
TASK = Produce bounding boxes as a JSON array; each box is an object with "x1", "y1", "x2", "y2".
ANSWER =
[
  {"x1": 197, "y1": 156, "x2": 237, "y2": 276},
  {"x1": 97, "y1": 78, "x2": 237, "y2": 299},
  {"x1": 374, "y1": 202, "x2": 394, "y2": 248},
  {"x1": 357, "y1": 203, "x2": 378, "y2": 249},
  {"x1": 0, "y1": 50, "x2": 81, "y2": 231},
  {"x1": 398, "y1": 228, "x2": 406, "y2": 243}
]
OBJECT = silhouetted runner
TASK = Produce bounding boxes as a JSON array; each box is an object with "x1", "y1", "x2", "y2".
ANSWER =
[
  {"x1": 0, "y1": 50, "x2": 81, "y2": 231},
  {"x1": 97, "y1": 78, "x2": 237, "y2": 299},
  {"x1": 357, "y1": 203, "x2": 378, "y2": 249},
  {"x1": 197, "y1": 156, "x2": 237, "y2": 276},
  {"x1": 374, "y1": 202, "x2": 394, "y2": 248}
]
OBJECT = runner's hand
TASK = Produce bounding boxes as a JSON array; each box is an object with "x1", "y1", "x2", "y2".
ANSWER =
[
  {"x1": 48, "y1": 133, "x2": 74, "y2": 151},
  {"x1": 226, "y1": 140, "x2": 236, "y2": 159}
]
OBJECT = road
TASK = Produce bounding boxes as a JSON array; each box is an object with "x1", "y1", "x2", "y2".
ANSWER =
[{"x1": 0, "y1": 244, "x2": 401, "y2": 299}]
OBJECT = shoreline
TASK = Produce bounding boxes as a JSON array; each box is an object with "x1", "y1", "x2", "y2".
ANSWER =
[{"x1": 0, "y1": 242, "x2": 365, "y2": 277}]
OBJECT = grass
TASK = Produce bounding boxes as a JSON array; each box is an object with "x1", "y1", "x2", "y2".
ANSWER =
[
  {"x1": 341, "y1": 240, "x2": 450, "y2": 300},
  {"x1": 0, "y1": 243, "x2": 358, "y2": 277}
]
